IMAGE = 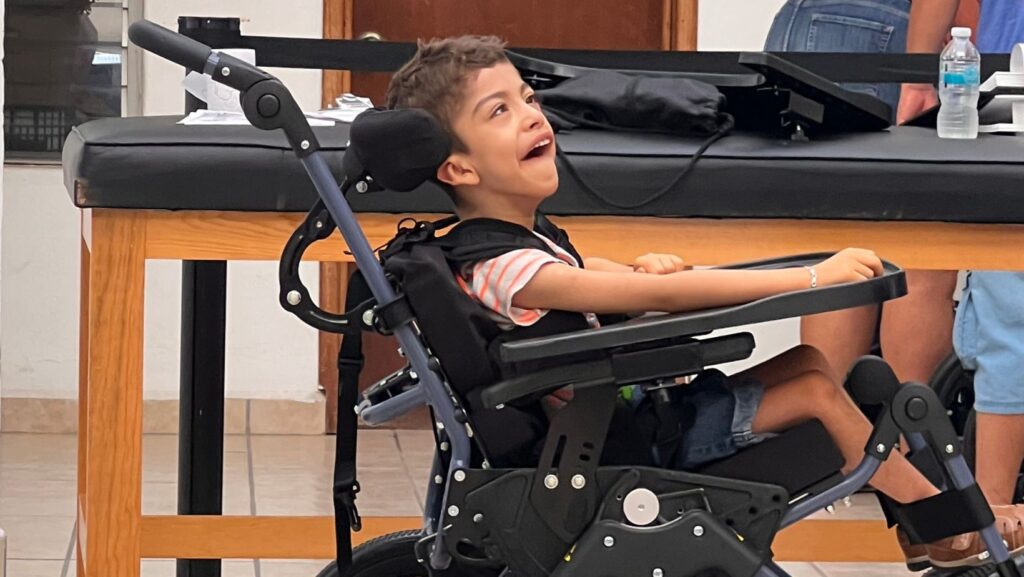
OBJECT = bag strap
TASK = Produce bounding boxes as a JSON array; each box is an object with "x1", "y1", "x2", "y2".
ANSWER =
[{"x1": 332, "y1": 271, "x2": 372, "y2": 574}]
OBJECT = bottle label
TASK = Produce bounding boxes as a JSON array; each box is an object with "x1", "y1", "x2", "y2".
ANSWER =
[{"x1": 942, "y1": 66, "x2": 980, "y2": 86}]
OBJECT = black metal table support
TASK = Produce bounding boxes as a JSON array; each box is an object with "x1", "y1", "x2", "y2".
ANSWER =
[
  {"x1": 176, "y1": 17, "x2": 240, "y2": 577},
  {"x1": 177, "y1": 261, "x2": 228, "y2": 577}
]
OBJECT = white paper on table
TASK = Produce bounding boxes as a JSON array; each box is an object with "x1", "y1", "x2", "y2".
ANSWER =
[
  {"x1": 306, "y1": 93, "x2": 374, "y2": 123},
  {"x1": 178, "y1": 110, "x2": 336, "y2": 126},
  {"x1": 181, "y1": 48, "x2": 257, "y2": 113}
]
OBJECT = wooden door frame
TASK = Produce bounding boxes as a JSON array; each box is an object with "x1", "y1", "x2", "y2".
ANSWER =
[{"x1": 318, "y1": 0, "x2": 699, "y2": 432}]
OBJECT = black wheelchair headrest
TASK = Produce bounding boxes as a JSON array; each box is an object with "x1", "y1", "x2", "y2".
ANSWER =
[{"x1": 343, "y1": 108, "x2": 452, "y2": 192}]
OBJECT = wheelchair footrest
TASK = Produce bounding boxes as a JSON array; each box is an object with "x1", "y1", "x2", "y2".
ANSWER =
[
  {"x1": 552, "y1": 510, "x2": 762, "y2": 577},
  {"x1": 891, "y1": 483, "x2": 995, "y2": 545}
]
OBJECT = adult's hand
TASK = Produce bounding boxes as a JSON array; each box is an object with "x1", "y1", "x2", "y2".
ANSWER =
[{"x1": 897, "y1": 83, "x2": 939, "y2": 125}]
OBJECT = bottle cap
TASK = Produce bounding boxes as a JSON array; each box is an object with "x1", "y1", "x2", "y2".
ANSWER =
[{"x1": 952, "y1": 27, "x2": 972, "y2": 38}]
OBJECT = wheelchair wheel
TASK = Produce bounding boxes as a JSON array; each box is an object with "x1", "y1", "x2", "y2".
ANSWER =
[
  {"x1": 929, "y1": 352, "x2": 975, "y2": 437},
  {"x1": 962, "y1": 410, "x2": 1024, "y2": 504},
  {"x1": 314, "y1": 530, "x2": 503, "y2": 577},
  {"x1": 315, "y1": 530, "x2": 427, "y2": 577}
]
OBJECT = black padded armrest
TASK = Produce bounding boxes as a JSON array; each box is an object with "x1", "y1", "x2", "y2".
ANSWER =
[
  {"x1": 480, "y1": 332, "x2": 755, "y2": 409},
  {"x1": 499, "y1": 253, "x2": 905, "y2": 364}
]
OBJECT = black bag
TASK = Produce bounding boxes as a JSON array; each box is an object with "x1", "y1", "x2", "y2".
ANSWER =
[
  {"x1": 536, "y1": 70, "x2": 735, "y2": 210},
  {"x1": 538, "y1": 69, "x2": 733, "y2": 136}
]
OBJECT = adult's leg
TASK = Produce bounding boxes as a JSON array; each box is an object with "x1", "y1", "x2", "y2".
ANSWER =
[
  {"x1": 879, "y1": 269, "x2": 958, "y2": 383},
  {"x1": 976, "y1": 413, "x2": 1024, "y2": 505},
  {"x1": 800, "y1": 306, "x2": 878, "y2": 382},
  {"x1": 955, "y1": 272, "x2": 1024, "y2": 506}
]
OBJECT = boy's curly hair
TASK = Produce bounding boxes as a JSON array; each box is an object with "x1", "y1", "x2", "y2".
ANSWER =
[{"x1": 386, "y1": 35, "x2": 508, "y2": 151}]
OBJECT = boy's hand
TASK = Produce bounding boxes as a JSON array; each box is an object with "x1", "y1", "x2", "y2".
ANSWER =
[
  {"x1": 815, "y1": 249, "x2": 885, "y2": 286},
  {"x1": 633, "y1": 253, "x2": 686, "y2": 275}
]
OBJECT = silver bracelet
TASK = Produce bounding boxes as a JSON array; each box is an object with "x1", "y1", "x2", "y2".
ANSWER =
[{"x1": 804, "y1": 265, "x2": 818, "y2": 289}]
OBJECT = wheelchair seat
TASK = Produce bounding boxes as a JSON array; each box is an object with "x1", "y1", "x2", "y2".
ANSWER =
[{"x1": 695, "y1": 419, "x2": 844, "y2": 499}]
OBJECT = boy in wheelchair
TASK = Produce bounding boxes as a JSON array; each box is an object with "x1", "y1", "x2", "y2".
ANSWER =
[{"x1": 381, "y1": 35, "x2": 1023, "y2": 570}]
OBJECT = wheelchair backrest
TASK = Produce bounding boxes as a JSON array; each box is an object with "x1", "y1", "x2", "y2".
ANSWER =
[{"x1": 381, "y1": 238, "x2": 552, "y2": 466}]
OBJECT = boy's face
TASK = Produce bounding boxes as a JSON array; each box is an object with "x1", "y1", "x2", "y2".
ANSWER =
[{"x1": 439, "y1": 62, "x2": 558, "y2": 203}]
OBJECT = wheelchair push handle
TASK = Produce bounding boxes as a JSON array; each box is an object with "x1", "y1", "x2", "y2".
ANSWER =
[
  {"x1": 128, "y1": 20, "x2": 214, "y2": 77},
  {"x1": 129, "y1": 19, "x2": 317, "y2": 157},
  {"x1": 128, "y1": 19, "x2": 275, "y2": 93}
]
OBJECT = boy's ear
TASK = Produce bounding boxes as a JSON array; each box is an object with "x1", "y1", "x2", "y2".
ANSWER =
[{"x1": 436, "y1": 153, "x2": 480, "y2": 188}]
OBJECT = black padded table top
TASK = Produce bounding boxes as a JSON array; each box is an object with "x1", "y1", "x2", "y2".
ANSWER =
[{"x1": 63, "y1": 115, "x2": 1024, "y2": 223}]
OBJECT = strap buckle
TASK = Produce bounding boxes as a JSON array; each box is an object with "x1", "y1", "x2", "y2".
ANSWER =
[{"x1": 337, "y1": 480, "x2": 362, "y2": 532}]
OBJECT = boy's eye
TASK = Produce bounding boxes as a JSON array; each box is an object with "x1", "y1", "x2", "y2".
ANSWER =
[
  {"x1": 525, "y1": 93, "x2": 536, "y2": 104},
  {"x1": 491, "y1": 103, "x2": 507, "y2": 118}
]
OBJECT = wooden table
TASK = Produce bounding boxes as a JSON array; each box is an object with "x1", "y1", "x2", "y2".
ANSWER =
[{"x1": 77, "y1": 207, "x2": 1024, "y2": 576}]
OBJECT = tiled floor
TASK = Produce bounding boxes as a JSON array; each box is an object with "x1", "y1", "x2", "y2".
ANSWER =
[{"x1": 0, "y1": 431, "x2": 911, "y2": 576}]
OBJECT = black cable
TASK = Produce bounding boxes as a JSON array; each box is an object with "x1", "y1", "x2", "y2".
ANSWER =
[{"x1": 554, "y1": 114, "x2": 734, "y2": 211}]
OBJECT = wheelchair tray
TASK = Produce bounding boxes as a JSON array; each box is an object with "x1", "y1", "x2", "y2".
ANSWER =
[{"x1": 499, "y1": 253, "x2": 906, "y2": 363}]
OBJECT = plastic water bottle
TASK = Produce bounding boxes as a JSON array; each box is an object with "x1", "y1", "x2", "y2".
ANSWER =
[{"x1": 937, "y1": 27, "x2": 981, "y2": 139}]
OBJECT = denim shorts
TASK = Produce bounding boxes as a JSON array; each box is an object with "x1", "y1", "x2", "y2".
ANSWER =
[
  {"x1": 623, "y1": 369, "x2": 766, "y2": 470},
  {"x1": 765, "y1": 0, "x2": 910, "y2": 120},
  {"x1": 953, "y1": 272, "x2": 1024, "y2": 415}
]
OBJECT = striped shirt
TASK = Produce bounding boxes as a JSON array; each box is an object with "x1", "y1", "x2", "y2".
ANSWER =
[
  {"x1": 456, "y1": 231, "x2": 599, "y2": 330},
  {"x1": 457, "y1": 231, "x2": 599, "y2": 410}
]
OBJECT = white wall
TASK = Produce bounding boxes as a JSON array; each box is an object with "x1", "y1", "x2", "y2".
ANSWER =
[
  {"x1": 1, "y1": 167, "x2": 79, "y2": 399},
  {"x1": 1, "y1": 0, "x2": 5, "y2": 418},
  {"x1": 698, "y1": 0, "x2": 788, "y2": 51},
  {"x1": 142, "y1": 0, "x2": 323, "y2": 115},
  {"x1": 1, "y1": 0, "x2": 798, "y2": 403},
  {"x1": 138, "y1": 0, "x2": 324, "y2": 400}
]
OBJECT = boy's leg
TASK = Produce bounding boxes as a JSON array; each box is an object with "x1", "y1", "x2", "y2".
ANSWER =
[
  {"x1": 734, "y1": 344, "x2": 837, "y2": 386},
  {"x1": 752, "y1": 369, "x2": 939, "y2": 504}
]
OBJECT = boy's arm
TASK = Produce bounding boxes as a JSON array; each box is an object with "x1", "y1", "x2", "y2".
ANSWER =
[
  {"x1": 584, "y1": 254, "x2": 687, "y2": 274},
  {"x1": 897, "y1": 0, "x2": 961, "y2": 124},
  {"x1": 514, "y1": 249, "x2": 883, "y2": 314},
  {"x1": 583, "y1": 257, "x2": 633, "y2": 273}
]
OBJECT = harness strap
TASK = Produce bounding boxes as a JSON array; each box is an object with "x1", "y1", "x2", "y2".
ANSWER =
[{"x1": 332, "y1": 272, "x2": 372, "y2": 573}]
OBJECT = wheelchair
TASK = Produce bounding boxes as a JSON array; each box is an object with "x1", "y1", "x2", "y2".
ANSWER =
[{"x1": 128, "y1": 21, "x2": 1024, "y2": 577}]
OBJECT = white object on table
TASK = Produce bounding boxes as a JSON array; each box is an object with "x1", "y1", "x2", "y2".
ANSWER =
[
  {"x1": 306, "y1": 93, "x2": 374, "y2": 123},
  {"x1": 177, "y1": 110, "x2": 336, "y2": 126},
  {"x1": 978, "y1": 43, "x2": 1024, "y2": 134},
  {"x1": 181, "y1": 49, "x2": 257, "y2": 113}
]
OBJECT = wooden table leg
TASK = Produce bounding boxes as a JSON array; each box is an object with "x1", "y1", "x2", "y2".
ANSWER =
[
  {"x1": 77, "y1": 210, "x2": 146, "y2": 577},
  {"x1": 77, "y1": 236, "x2": 90, "y2": 577}
]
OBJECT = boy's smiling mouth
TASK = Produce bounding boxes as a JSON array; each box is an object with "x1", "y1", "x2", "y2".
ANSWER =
[{"x1": 521, "y1": 132, "x2": 555, "y2": 162}]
